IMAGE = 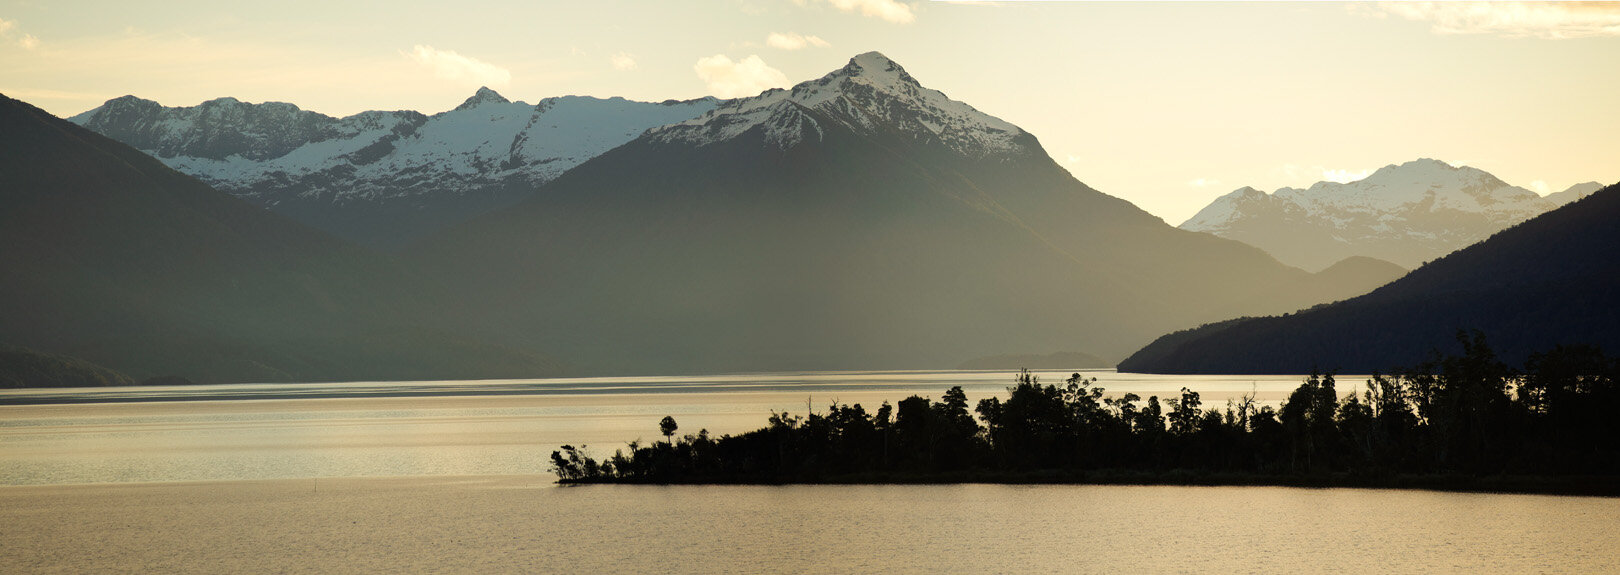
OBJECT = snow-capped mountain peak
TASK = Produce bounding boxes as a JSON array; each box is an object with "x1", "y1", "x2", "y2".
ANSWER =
[
  {"x1": 1211, "y1": 158, "x2": 1539, "y2": 223},
  {"x1": 454, "y1": 86, "x2": 512, "y2": 111},
  {"x1": 837, "y1": 51, "x2": 918, "y2": 90},
  {"x1": 1178, "y1": 158, "x2": 1590, "y2": 270},
  {"x1": 649, "y1": 51, "x2": 1029, "y2": 158},
  {"x1": 70, "y1": 91, "x2": 721, "y2": 247},
  {"x1": 1546, "y1": 181, "x2": 1605, "y2": 207},
  {"x1": 1344, "y1": 158, "x2": 1520, "y2": 209}
]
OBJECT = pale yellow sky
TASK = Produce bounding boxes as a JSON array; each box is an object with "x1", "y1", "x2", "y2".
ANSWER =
[{"x1": 2, "y1": 0, "x2": 1616, "y2": 223}]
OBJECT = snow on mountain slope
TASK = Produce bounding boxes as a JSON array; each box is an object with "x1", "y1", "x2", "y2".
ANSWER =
[
  {"x1": 1179, "y1": 159, "x2": 1595, "y2": 270},
  {"x1": 1545, "y1": 181, "x2": 1605, "y2": 207},
  {"x1": 649, "y1": 51, "x2": 1029, "y2": 159},
  {"x1": 70, "y1": 90, "x2": 719, "y2": 246}
]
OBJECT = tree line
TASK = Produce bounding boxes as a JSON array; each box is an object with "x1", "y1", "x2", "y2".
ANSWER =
[{"x1": 551, "y1": 331, "x2": 1620, "y2": 487}]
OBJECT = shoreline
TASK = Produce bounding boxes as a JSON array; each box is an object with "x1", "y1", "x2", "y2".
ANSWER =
[
  {"x1": 561, "y1": 471, "x2": 1620, "y2": 497},
  {"x1": 6, "y1": 471, "x2": 1615, "y2": 498}
]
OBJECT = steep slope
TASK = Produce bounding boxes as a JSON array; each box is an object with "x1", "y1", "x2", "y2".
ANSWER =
[
  {"x1": 1180, "y1": 159, "x2": 1587, "y2": 270},
  {"x1": 1545, "y1": 181, "x2": 1604, "y2": 207},
  {"x1": 0, "y1": 346, "x2": 135, "y2": 388},
  {"x1": 412, "y1": 52, "x2": 1391, "y2": 375},
  {"x1": 0, "y1": 93, "x2": 558, "y2": 383},
  {"x1": 70, "y1": 90, "x2": 718, "y2": 248},
  {"x1": 1120, "y1": 182, "x2": 1620, "y2": 374}
]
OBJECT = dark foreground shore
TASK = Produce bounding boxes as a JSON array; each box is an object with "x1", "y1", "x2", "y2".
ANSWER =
[{"x1": 563, "y1": 471, "x2": 1620, "y2": 497}]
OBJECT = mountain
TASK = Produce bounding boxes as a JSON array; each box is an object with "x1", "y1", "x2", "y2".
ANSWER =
[
  {"x1": 0, "y1": 93, "x2": 559, "y2": 383},
  {"x1": 0, "y1": 346, "x2": 135, "y2": 388},
  {"x1": 1180, "y1": 159, "x2": 1591, "y2": 271},
  {"x1": 1120, "y1": 182, "x2": 1620, "y2": 374},
  {"x1": 1546, "y1": 181, "x2": 1604, "y2": 207},
  {"x1": 69, "y1": 90, "x2": 719, "y2": 248},
  {"x1": 410, "y1": 52, "x2": 1397, "y2": 375},
  {"x1": 1314, "y1": 255, "x2": 1406, "y2": 287}
]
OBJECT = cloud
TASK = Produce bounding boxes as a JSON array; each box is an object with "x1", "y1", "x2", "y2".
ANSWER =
[
  {"x1": 1, "y1": 17, "x2": 38, "y2": 50},
  {"x1": 610, "y1": 52, "x2": 638, "y2": 71},
  {"x1": 767, "y1": 32, "x2": 830, "y2": 50},
  {"x1": 406, "y1": 45, "x2": 512, "y2": 87},
  {"x1": 694, "y1": 54, "x2": 790, "y2": 98},
  {"x1": 1530, "y1": 180, "x2": 1551, "y2": 194},
  {"x1": 798, "y1": 0, "x2": 917, "y2": 24},
  {"x1": 1374, "y1": 1, "x2": 1620, "y2": 39},
  {"x1": 1187, "y1": 178, "x2": 1223, "y2": 188}
]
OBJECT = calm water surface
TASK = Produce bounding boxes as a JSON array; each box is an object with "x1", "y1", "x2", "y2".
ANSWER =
[
  {"x1": 9, "y1": 479, "x2": 1616, "y2": 573},
  {"x1": 534, "y1": 483, "x2": 1620, "y2": 573},
  {"x1": 3, "y1": 370, "x2": 1616, "y2": 573},
  {"x1": 0, "y1": 369, "x2": 1322, "y2": 485}
]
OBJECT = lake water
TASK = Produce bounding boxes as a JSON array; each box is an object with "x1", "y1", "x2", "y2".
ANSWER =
[
  {"x1": 4, "y1": 370, "x2": 1616, "y2": 573},
  {"x1": 0, "y1": 369, "x2": 1322, "y2": 485},
  {"x1": 7, "y1": 478, "x2": 1618, "y2": 573}
]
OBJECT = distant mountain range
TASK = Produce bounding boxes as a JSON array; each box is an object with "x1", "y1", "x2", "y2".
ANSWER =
[
  {"x1": 408, "y1": 52, "x2": 1402, "y2": 374},
  {"x1": 1180, "y1": 159, "x2": 1603, "y2": 271},
  {"x1": 4, "y1": 52, "x2": 1432, "y2": 382},
  {"x1": 0, "y1": 94, "x2": 559, "y2": 383},
  {"x1": 1122, "y1": 182, "x2": 1620, "y2": 374},
  {"x1": 69, "y1": 90, "x2": 719, "y2": 248}
]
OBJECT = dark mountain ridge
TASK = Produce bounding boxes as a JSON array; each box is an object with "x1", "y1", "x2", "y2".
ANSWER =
[
  {"x1": 0, "y1": 93, "x2": 559, "y2": 383},
  {"x1": 410, "y1": 53, "x2": 1398, "y2": 374},
  {"x1": 1120, "y1": 182, "x2": 1620, "y2": 374}
]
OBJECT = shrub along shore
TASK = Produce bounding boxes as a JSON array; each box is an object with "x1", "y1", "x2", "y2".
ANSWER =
[{"x1": 552, "y1": 331, "x2": 1620, "y2": 495}]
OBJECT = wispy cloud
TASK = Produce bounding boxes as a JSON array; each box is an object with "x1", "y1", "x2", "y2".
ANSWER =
[
  {"x1": 1373, "y1": 1, "x2": 1620, "y2": 39},
  {"x1": 1529, "y1": 180, "x2": 1551, "y2": 194},
  {"x1": 796, "y1": 0, "x2": 916, "y2": 24},
  {"x1": 694, "y1": 54, "x2": 789, "y2": 98},
  {"x1": 1, "y1": 17, "x2": 39, "y2": 50},
  {"x1": 610, "y1": 51, "x2": 638, "y2": 71},
  {"x1": 767, "y1": 32, "x2": 830, "y2": 50},
  {"x1": 406, "y1": 45, "x2": 512, "y2": 87}
]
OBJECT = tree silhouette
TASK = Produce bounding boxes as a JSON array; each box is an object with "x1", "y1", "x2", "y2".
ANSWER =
[
  {"x1": 551, "y1": 342, "x2": 1620, "y2": 489},
  {"x1": 660, "y1": 416, "x2": 678, "y2": 446}
]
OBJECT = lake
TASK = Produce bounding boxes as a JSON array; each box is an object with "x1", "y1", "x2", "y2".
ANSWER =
[
  {"x1": 3, "y1": 369, "x2": 1616, "y2": 573},
  {"x1": 0, "y1": 368, "x2": 1322, "y2": 485}
]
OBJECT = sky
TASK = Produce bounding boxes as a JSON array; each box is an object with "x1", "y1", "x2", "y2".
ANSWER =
[{"x1": 3, "y1": 0, "x2": 1617, "y2": 224}]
